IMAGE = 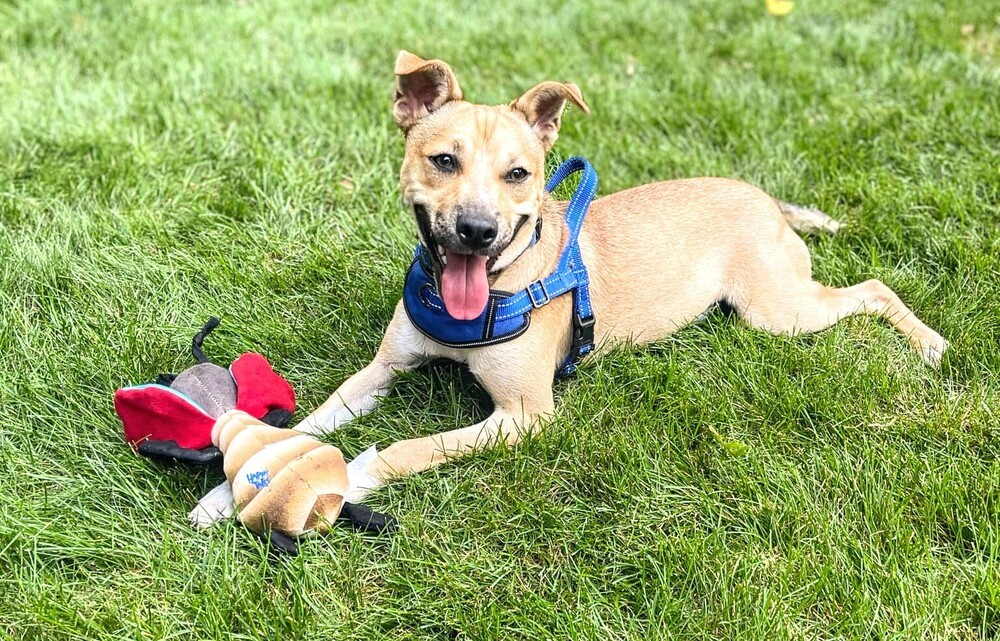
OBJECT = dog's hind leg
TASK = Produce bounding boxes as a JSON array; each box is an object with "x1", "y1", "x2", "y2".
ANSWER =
[{"x1": 733, "y1": 235, "x2": 947, "y2": 367}]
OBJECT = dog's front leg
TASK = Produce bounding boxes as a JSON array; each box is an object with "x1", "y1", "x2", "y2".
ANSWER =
[
  {"x1": 293, "y1": 358, "x2": 405, "y2": 436},
  {"x1": 351, "y1": 340, "x2": 558, "y2": 497},
  {"x1": 361, "y1": 407, "x2": 533, "y2": 487},
  {"x1": 296, "y1": 304, "x2": 424, "y2": 436}
]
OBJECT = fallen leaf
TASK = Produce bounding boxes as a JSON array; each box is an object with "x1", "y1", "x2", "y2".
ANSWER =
[
  {"x1": 338, "y1": 178, "x2": 355, "y2": 191},
  {"x1": 961, "y1": 23, "x2": 975, "y2": 36},
  {"x1": 626, "y1": 55, "x2": 636, "y2": 78},
  {"x1": 708, "y1": 427, "x2": 750, "y2": 457},
  {"x1": 766, "y1": 0, "x2": 794, "y2": 17}
]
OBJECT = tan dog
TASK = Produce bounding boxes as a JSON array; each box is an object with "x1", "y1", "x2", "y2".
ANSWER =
[{"x1": 192, "y1": 51, "x2": 947, "y2": 524}]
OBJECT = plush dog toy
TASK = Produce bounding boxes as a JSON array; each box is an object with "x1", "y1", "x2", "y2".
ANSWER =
[{"x1": 115, "y1": 319, "x2": 393, "y2": 554}]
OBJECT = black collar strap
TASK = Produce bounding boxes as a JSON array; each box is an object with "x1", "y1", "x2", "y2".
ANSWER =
[{"x1": 488, "y1": 215, "x2": 543, "y2": 274}]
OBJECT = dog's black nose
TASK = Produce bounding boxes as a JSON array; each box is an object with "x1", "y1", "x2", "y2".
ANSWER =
[{"x1": 455, "y1": 213, "x2": 498, "y2": 249}]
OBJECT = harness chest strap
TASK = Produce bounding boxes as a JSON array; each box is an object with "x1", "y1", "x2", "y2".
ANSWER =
[{"x1": 403, "y1": 157, "x2": 598, "y2": 376}]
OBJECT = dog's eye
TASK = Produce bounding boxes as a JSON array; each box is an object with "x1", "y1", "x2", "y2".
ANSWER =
[
  {"x1": 430, "y1": 154, "x2": 458, "y2": 173},
  {"x1": 505, "y1": 167, "x2": 529, "y2": 183}
]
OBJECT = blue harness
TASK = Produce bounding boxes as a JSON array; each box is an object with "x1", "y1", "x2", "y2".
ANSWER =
[{"x1": 402, "y1": 157, "x2": 598, "y2": 376}]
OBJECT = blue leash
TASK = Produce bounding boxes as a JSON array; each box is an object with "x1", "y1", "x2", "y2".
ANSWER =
[{"x1": 403, "y1": 156, "x2": 598, "y2": 376}]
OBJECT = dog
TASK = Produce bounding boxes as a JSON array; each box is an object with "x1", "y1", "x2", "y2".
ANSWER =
[{"x1": 191, "y1": 51, "x2": 947, "y2": 526}]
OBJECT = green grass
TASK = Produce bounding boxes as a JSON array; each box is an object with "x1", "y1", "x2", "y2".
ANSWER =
[{"x1": 2, "y1": 0, "x2": 999, "y2": 638}]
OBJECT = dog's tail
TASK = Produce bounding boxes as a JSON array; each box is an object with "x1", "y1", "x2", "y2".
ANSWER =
[{"x1": 777, "y1": 200, "x2": 842, "y2": 235}]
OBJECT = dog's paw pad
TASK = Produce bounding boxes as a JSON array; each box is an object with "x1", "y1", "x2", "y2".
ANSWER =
[
  {"x1": 822, "y1": 218, "x2": 843, "y2": 234},
  {"x1": 293, "y1": 420, "x2": 327, "y2": 436}
]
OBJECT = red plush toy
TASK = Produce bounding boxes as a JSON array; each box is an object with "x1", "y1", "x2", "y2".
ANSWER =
[{"x1": 115, "y1": 318, "x2": 296, "y2": 463}]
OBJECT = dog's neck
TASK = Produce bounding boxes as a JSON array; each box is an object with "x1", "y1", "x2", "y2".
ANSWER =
[{"x1": 488, "y1": 194, "x2": 568, "y2": 293}]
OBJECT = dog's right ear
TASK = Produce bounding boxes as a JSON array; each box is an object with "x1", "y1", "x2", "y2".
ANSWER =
[{"x1": 393, "y1": 50, "x2": 463, "y2": 131}]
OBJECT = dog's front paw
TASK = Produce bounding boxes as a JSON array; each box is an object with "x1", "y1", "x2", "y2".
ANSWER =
[
  {"x1": 293, "y1": 404, "x2": 361, "y2": 436},
  {"x1": 293, "y1": 417, "x2": 328, "y2": 436},
  {"x1": 344, "y1": 445, "x2": 382, "y2": 502},
  {"x1": 916, "y1": 334, "x2": 949, "y2": 369}
]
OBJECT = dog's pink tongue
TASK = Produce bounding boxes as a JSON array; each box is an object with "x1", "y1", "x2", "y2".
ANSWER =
[{"x1": 440, "y1": 251, "x2": 489, "y2": 320}]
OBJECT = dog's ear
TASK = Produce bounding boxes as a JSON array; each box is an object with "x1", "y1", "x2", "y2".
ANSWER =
[
  {"x1": 511, "y1": 81, "x2": 590, "y2": 150},
  {"x1": 393, "y1": 50, "x2": 463, "y2": 131}
]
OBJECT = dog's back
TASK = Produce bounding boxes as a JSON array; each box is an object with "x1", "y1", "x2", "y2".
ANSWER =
[{"x1": 569, "y1": 178, "x2": 795, "y2": 346}]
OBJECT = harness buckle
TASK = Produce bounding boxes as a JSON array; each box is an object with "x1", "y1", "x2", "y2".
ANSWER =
[
  {"x1": 527, "y1": 280, "x2": 551, "y2": 308},
  {"x1": 572, "y1": 313, "x2": 595, "y2": 355}
]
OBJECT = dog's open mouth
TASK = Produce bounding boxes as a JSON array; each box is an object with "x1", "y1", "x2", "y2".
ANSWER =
[
  {"x1": 438, "y1": 249, "x2": 489, "y2": 320},
  {"x1": 414, "y1": 205, "x2": 492, "y2": 321}
]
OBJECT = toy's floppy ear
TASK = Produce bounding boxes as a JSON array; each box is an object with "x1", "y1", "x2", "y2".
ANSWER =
[
  {"x1": 116, "y1": 386, "x2": 217, "y2": 450},
  {"x1": 393, "y1": 50, "x2": 463, "y2": 131},
  {"x1": 511, "y1": 81, "x2": 590, "y2": 151}
]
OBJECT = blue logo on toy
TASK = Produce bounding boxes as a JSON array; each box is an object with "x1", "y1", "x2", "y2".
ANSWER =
[{"x1": 246, "y1": 469, "x2": 270, "y2": 489}]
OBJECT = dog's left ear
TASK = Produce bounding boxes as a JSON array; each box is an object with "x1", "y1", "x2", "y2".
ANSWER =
[{"x1": 511, "y1": 81, "x2": 590, "y2": 150}]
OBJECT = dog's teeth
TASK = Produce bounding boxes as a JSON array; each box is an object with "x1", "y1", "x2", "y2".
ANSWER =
[{"x1": 440, "y1": 254, "x2": 447, "y2": 266}]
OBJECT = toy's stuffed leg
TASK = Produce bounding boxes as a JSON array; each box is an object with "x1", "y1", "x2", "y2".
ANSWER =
[
  {"x1": 189, "y1": 481, "x2": 236, "y2": 528},
  {"x1": 188, "y1": 356, "x2": 406, "y2": 528},
  {"x1": 188, "y1": 441, "x2": 383, "y2": 529}
]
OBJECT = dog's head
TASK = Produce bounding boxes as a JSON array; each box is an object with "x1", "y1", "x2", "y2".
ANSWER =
[{"x1": 392, "y1": 50, "x2": 589, "y2": 320}]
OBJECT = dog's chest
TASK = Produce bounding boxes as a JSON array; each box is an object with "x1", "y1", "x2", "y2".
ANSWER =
[{"x1": 400, "y1": 316, "x2": 474, "y2": 364}]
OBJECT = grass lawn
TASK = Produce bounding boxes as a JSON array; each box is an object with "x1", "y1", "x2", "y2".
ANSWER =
[{"x1": 2, "y1": 0, "x2": 999, "y2": 638}]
